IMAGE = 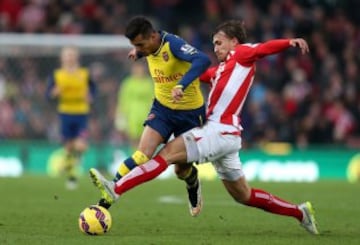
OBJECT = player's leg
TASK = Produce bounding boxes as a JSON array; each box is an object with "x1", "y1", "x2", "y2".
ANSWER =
[
  {"x1": 215, "y1": 151, "x2": 303, "y2": 219},
  {"x1": 64, "y1": 115, "x2": 88, "y2": 189},
  {"x1": 87, "y1": 136, "x2": 187, "y2": 207},
  {"x1": 59, "y1": 114, "x2": 79, "y2": 189},
  {"x1": 63, "y1": 140, "x2": 78, "y2": 189},
  {"x1": 175, "y1": 163, "x2": 202, "y2": 216},
  {"x1": 90, "y1": 125, "x2": 164, "y2": 208},
  {"x1": 219, "y1": 154, "x2": 318, "y2": 234},
  {"x1": 113, "y1": 134, "x2": 189, "y2": 196},
  {"x1": 172, "y1": 105, "x2": 206, "y2": 216},
  {"x1": 222, "y1": 176, "x2": 304, "y2": 219},
  {"x1": 111, "y1": 101, "x2": 172, "y2": 183},
  {"x1": 114, "y1": 126, "x2": 164, "y2": 181}
]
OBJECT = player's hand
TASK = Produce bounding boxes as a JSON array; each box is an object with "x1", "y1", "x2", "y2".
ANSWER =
[
  {"x1": 128, "y1": 48, "x2": 138, "y2": 61},
  {"x1": 290, "y1": 38, "x2": 309, "y2": 54},
  {"x1": 171, "y1": 85, "x2": 184, "y2": 103}
]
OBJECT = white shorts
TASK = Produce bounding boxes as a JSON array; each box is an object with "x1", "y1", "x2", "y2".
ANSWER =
[{"x1": 182, "y1": 121, "x2": 244, "y2": 181}]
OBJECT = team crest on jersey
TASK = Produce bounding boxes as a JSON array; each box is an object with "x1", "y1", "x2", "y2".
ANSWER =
[{"x1": 162, "y1": 51, "x2": 169, "y2": 61}]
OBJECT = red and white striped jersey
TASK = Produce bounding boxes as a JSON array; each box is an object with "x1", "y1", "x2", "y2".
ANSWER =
[{"x1": 200, "y1": 39, "x2": 291, "y2": 127}]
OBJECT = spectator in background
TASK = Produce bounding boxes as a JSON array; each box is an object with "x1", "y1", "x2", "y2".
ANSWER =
[
  {"x1": 46, "y1": 46, "x2": 96, "y2": 189},
  {"x1": 115, "y1": 61, "x2": 154, "y2": 149}
]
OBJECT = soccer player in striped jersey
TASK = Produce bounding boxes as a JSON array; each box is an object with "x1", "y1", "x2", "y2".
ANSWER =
[
  {"x1": 90, "y1": 16, "x2": 211, "y2": 216},
  {"x1": 89, "y1": 19, "x2": 319, "y2": 234},
  {"x1": 46, "y1": 46, "x2": 96, "y2": 189}
]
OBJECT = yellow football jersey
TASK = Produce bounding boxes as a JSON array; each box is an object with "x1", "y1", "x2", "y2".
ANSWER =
[
  {"x1": 54, "y1": 68, "x2": 91, "y2": 114},
  {"x1": 146, "y1": 34, "x2": 204, "y2": 110}
]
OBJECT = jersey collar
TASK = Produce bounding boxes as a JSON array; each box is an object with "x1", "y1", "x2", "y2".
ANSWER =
[{"x1": 152, "y1": 31, "x2": 166, "y2": 56}]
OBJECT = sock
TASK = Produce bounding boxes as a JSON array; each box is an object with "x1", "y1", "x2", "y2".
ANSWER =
[
  {"x1": 64, "y1": 151, "x2": 81, "y2": 179},
  {"x1": 114, "y1": 155, "x2": 168, "y2": 195},
  {"x1": 113, "y1": 150, "x2": 149, "y2": 181},
  {"x1": 98, "y1": 198, "x2": 112, "y2": 209},
  {"x1": 179, "y1": 165, "x2": 198, "y2": 188},
  {"x1": 246, "y1": 188, "x2": 303, "y2": 222}
]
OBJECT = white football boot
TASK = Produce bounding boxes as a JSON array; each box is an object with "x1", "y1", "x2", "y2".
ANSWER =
[
  {"x1": 299, "y1": 201, "x2": 319, "y2": 235},
  {"x1": 187, "y1": 179, "x2": 203, "y2": 217},
  {"x1": 89, "y1": 168, "x2": 119, "y2": 205}
]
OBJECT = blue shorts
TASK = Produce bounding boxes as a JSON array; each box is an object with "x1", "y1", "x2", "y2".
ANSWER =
[
  {"x1": 144, "y1": 99, "x2": 206, "y2": 142},
  {"x1": 59, "y1": 114, "x2": 88, "y2": 141}
]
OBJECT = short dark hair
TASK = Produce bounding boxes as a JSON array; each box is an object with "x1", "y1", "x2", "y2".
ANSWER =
[
  {"x1": 125, "y1": 16, "x2": 155, "y2": 40},
  {"x1": 214, "y1": 19, "x2": 247, "y2": 44}
]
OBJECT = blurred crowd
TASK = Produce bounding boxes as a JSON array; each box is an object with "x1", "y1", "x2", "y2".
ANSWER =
[{"x1": 0, "y1": 0, "x2": 360, "y2": 149}]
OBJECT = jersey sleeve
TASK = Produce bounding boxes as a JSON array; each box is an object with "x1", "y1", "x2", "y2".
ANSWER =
[
  {"x1": 199, "y1": 66, "x2": 217, "y2": 84},
  {"x1": 167, "y1": 34, "x2": 211, "y2": 90},
  {"x1": 234, "y1": 39, "x2": 291, "y2": 66}
]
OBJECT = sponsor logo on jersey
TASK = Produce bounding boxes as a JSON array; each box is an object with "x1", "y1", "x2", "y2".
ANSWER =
[{"x1": 153, "y1": 72, "x2": 183, "y2": 83}]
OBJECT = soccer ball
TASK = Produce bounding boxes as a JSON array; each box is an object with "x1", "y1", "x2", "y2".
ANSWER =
[{"x1": 78, "y1": 205, "x2": 112, "y2": 235}]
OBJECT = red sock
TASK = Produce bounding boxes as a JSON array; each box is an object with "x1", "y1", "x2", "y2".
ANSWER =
[
  {"x1": 114, "y1": 155, "x2": 168, "y2": 195},
  {"x1": 246, "y1": 188, "x2": 303, "y2": 222}
]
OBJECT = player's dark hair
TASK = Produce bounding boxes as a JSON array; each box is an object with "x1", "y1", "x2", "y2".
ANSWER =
[
  {"x1": 125, "y1": 16, "x2": 155, "y2": 40},
  {"x1": 214, "y1": 19, "x2": 247, "y2": 44}
]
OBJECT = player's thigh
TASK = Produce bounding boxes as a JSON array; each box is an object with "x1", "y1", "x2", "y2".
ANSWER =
[
  {"x1": 158, "y1": 135, "x2": 189, "y2": 166},
  {"x1": 137, "y1": 125, "x2": 165, "y2": 157},
  {"x1": 183, "y1": 122, "x2": 242, "y2": 163},
  {"x1": 59, "y1": 114, "x2": 72, "y2": 139},
  {"x1": 212, "y1": 151, "x2": 244, "y2": 181}
]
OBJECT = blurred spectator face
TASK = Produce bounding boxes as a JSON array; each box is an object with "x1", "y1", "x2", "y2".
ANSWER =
[
  {"x1": 131, "y1": 32, "x2": 159, "y2": 56},
  {"x1": 213, "y1": 31, "x2": 237, "y2": 62},
  {"x1": 60, "y1": 46, "x2": 79, "y2": 69}
]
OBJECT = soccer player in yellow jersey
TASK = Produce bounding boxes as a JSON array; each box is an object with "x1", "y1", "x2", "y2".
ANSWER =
[
  {"x1": 47, "y1": 46, "x2": 96, "y2": 189},
  {"x1": 90, "y1": 16, "x2": 211, "y2": 216}
]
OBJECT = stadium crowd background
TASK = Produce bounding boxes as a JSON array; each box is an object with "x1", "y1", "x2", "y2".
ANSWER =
[{"x1": 0, "y1": 0, "x2": 359, "y2": 149}]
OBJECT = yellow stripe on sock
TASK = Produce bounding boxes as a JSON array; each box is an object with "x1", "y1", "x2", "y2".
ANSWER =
[
  {"x1": 118, "y1": 164, "x2": 131, "y2": 177},
  {"x1": 117, "y1": 150, "x2": 149, "y2": 177},
  {"x1": 132, "y1": 150, "x2": 149, "y2": 165}
]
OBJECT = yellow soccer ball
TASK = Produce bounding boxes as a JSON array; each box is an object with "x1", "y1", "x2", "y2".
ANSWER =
[{"x1": 78, "y1": 205, "x2": 112, "y2": 235}]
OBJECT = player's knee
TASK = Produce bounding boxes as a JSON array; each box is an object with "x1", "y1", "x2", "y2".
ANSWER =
[
  {"x1": 174, "y1": 164, "x2": 193, "y2": 179},
  {"x1": 224, "y1": 177, "x2": 251, "y2": 204}
]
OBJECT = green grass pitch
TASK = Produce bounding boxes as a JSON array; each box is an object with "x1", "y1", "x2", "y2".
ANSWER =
[{"x1": 0, "y1": 175, "x2": 359, "y2": 245}]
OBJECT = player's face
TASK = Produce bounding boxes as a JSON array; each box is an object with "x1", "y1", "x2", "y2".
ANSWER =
[
  {"x1": 213, "y1": 31, "x2": 238, "y2": 62},
  {"x1": 61, "y1": 47, "x2": 79, "y2": 67},
  {"x1": 131, "y1": 32, "x2": 158, "y2": 56}
]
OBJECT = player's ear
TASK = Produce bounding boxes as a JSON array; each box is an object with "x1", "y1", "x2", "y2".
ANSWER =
[
  {"x1": 150, "y1": 31, "x2": 157, "y2": 41},
  {"x1": 231, "y1": 37, "x2": 239, "y2": 47}
]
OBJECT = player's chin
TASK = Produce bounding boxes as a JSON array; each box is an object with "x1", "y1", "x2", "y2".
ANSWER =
[{"x1": 216, "y1": 56, "x2": 225, "y2": 62}]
